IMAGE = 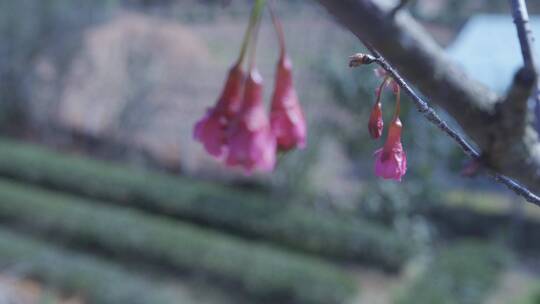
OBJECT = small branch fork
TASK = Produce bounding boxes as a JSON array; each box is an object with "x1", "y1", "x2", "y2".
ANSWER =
[{"x1": 350, "y1": 53, "x2": 540, "y2": 207}]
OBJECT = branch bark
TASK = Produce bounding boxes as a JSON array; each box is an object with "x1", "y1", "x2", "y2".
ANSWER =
[{"x1": 315, "y1": 0, "x2": 540, "y2": 199}]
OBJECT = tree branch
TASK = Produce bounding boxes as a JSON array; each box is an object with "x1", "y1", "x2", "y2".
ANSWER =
[
  {"x1": 316, "y1": 0, "x2": 540, "y2": 203},
  {"x1": 350, "y1": 53, "x2": 540, "y2": 206}
]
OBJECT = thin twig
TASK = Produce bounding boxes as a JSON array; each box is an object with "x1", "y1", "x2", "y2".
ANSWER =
[
  {"x1": 509, "y1": 0, "x2": 540, "y2": 131},
  {"x1": 350, "y1": 52, "x2": 540, "y2": 206},
  {"x1": 510, "y1": 0, "x2": 536, "y2": 69}
]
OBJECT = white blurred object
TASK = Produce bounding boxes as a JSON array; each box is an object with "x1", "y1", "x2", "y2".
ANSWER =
[{"x1": 446, "y1": 14, "x2": 540, "y2": 94}]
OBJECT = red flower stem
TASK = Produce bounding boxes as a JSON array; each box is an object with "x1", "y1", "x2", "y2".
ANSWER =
[
  {"x1": 269, "y1": 0, "x2": 286, "y2": 55},
  {"x1": 247, "y1": 3, "x2": 264, "y2": 72},
  {"x1": 237, "y1": 0, "x2": 267, "y2": 66},
  {"x1": 393, "y1": 85, "x2": 401, "y2": 120},
  {"x1": 375, "y1": 77, "x2": 388, "y2": 105}
]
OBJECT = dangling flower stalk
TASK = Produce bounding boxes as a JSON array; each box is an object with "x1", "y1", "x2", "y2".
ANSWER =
[
  {"x1": 247, "y1": 5, "x2": 263, "y2": 72},
  {"x1": 269, "y1": 0, "x2": 286, "y2": 55},
  {"x1": 392, "y1": 84, "x2": 401, "y2": 121}
]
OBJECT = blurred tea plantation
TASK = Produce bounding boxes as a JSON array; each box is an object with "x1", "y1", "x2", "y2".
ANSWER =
[{"x1": 0, "y1": 0, "x2": 539, "y2": 303}]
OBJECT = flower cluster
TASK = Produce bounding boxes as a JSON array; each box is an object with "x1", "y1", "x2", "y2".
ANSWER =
[
  {"x1": 370, "y1": 68, "x2": 407, "y2": 181},
  {"x1": 194, "y1": 2, "x2": 306, "y2": 174}
]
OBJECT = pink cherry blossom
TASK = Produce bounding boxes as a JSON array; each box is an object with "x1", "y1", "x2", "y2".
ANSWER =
[
  {"x1": 226, "y1": 69, "x2": 276, "y2": 173},
  {"x1": 194, "y1": 64, "x2": 244, "y2": 157},
  {"x1": 270, "y1": 55, "x2": 307, "y2": 151},
  {"x1": 374, "y1": 117, "x2": 407, "y2": 181}
]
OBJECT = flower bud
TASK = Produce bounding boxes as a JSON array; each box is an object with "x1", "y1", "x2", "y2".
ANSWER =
[{"x1": 270, "y1": 55, "x2": 307, "y2": 151}]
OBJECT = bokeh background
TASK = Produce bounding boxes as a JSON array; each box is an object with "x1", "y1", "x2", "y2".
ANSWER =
[{"x1": 0, "y1": 0, "x2": 539, "y2": 303}]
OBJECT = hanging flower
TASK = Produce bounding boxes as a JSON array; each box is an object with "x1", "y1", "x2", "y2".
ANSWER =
[
  {"x1": 226, "y1": 69, "x2": 277, "y2": 173},
  {"x1": 374, "y1": 117, "x2": 407, "y2": 181},
  {"x1": 270, "y1": 54, "x2": 307, "y2": 151},
  {"x1": 193, "y1": 64, "x2": 244, "y2": 158}
]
